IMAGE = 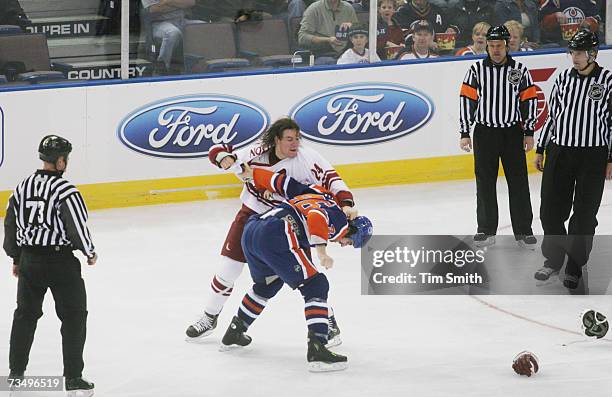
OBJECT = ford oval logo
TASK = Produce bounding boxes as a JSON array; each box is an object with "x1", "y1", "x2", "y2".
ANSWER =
[
  {"x1": 290, "y1": 83, "x2": 433, "y2": 145},
  {"x1": 118, "y1": 95, "x2": 269, "y2": 158}
]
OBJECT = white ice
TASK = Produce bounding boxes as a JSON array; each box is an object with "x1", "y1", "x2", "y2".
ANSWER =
[{"x1": 2, "y1": 173, "x2": 612, "y2": 397}]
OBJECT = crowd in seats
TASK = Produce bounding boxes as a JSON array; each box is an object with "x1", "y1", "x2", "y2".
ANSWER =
[
  {"x1": 176, "y1": 0, "x2": 607, "y2": 71},
  {"x1": 0, "y1": 0, "x2": 609, "y2": 82}
]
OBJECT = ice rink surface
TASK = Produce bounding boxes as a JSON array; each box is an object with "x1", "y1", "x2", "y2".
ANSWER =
[{"x1": 2, "y1": 173, "x2": 612, "y2": 397}]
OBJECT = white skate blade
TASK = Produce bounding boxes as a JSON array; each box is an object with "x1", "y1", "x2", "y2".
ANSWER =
[
  {"x1": 308, "y1": 361, "x2": 348, "y2": 372},
  {"x1": 184, "y1": 329, "x2": 215, "y2": 343},
  {"x1": 218, "y1": 343, "x2": 247, "y2": 352},
  {"x1": 325, "y1": 335, "x2": 342, "y2": 349},
  {"x1": 66, "y1": 389, "x2": 94, "y2": 397},
  {"x1": 474, "y1": 236, "x2": 495, "y2": 248}
]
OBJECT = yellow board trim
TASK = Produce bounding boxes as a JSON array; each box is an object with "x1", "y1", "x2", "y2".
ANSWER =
[{"x1": 0, "y1": 152, "x2": 539, "y2": 212}]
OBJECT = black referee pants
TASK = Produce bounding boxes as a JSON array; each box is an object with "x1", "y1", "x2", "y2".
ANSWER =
[
  {"x1": 9, "y1": 248, "x2": 88, "y2": 378},
  {"x1": 473, "y1": 124, "x2": 534, "y2": 236},
  {"x1": 540, "y1": 143, "x2": 608, "y2": 276}
]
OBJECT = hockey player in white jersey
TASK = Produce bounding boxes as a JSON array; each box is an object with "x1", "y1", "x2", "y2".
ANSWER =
[{"x1": 185, "y1": 118, "x2": 355, "y2": 346}]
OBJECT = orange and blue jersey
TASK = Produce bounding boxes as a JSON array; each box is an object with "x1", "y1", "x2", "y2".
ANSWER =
[{"x1": 252, "y1": 168, "x2": 349, "y2": 246}]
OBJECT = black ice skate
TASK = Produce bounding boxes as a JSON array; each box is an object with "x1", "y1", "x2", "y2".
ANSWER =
[
  {"x1": 534, "y1": 266, "x2": 559, "y2": 285},
  {"x1": 473, "y1": 233, "x2": 495, "y2": 247},
  {"x1": 516, "y1": 235, "x2": 537, "y2": 250},
  {"x1": 326, "y1": 315, "x2": 342, "y2": 348},
  {"x1": 186, "y1": 312, "x2": 218, "y2": 340},
  {"x1": 563, "y1": 274, "x2": 581, "y2": 290},
  {"x1": 220, "y1": 316, "x2": 252, "y2": 351},
  {"x1": 7, "y1": 371, "x2": 23, "y2": 395},
  {"x1": 65, "y1": 377, "x2": 94, "y2": 397},
  {"x1": 7, "y1": 371, "x2": 24, "y2": 384},
  {"x1": 307, "y1": 331, "x2": 348, "y2": 372}
]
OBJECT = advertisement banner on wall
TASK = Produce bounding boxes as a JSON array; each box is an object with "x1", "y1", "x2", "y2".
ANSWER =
[
  {"x1": 117, "y1": 95, "x2": 270, "y2": 159},
  {"x1": 0, "y1": 50, "x2": 610, "y2": 194}
]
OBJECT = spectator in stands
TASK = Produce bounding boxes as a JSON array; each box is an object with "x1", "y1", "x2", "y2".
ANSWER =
[
  {"x1": 455, "y1": 21, "x2": 490, "y2": 55},
  {"x1": 396, "y1": 0, "x2": 460, "y2": 36},
  {"x1": 0, "y1": 0, "x2": 31, "y2": 31},
  {"x1": 397, "y1": 19, "x2": 439, "y2": 59},
  {"x1": 337, "y1": 24, "x2": 381, "y2": 64},
  {"x1": 504, "y1": 19, "x2": 534, "y2": 51},
  {"x1": 539, "y1": 0, "x2": 601, "y2": 44},
  {"x1": 492, "y1": 0, "x2": 539, "y2": 43},
  {"x1": 453, "y1": 0, "x2": 494, "y2": 47},
  {"x1": 290, "y1": 0, "x2": 367, "y2": 20},
  {"x1": 377, "y1": 0, "x2": 406, "y2": 60},
  {"x1": 298, "y1": 0, "x2": 358, "y2": 60},
  {"x1": 141, "y1": 0, "x2": 195, "y2": 74}
]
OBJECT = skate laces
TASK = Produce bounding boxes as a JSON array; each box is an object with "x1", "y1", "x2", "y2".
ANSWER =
[{"x1": 192, "y1": 313, "x2": 213, "y2": 332}]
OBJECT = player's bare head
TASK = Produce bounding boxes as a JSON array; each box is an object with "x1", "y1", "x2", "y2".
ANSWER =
[{"x1": 262, "y1": 118, "x2": 301, "y2": 159}]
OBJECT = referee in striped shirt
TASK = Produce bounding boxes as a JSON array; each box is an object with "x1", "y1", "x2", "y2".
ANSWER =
[
  {"x1": 534, "y1": 30, "x2": 612, "y2": 289},
  {"x1": 3, "y1": 135, "x2": 96, "y2": 394},
  {"x1": 459, "y1": 25, "x2": 538, "y2": 248}
]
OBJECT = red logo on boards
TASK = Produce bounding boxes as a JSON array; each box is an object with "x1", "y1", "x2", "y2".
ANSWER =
[{"x1": 529, "y1": 68, "x2": 556, "y2": 132}]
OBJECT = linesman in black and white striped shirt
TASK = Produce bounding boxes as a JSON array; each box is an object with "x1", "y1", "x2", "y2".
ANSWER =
[
  {"x1": 533, "y1": 30, "x2": 612, "y2": 290},
  {"x1": 459, "y1": 25, "x2": 538, "y2": 249},
  {"x1": 3, "y1": 135, "x2": 96, "y2": 394}
]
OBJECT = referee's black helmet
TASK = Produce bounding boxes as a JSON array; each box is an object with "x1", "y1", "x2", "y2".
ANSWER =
[
  {"x1": 568, "y1": 30, "x2": 599, "y2": 51},
  {"x1": 39, "y1": 135, "x2": 72, "y2": 163},
  {"x1": 486, "y1": 25, "x2": 510, "y2": 42}
]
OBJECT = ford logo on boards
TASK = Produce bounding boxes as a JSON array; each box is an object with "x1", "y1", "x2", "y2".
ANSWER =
[
  {"x1": 290, "y1": 83, "x2": 434, "y2": 145},
  {"x1": 118, "y1": 95, "x2": 269, "y2": 158}
]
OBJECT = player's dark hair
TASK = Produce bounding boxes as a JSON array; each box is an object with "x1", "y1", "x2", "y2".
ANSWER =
[{"x1": 261, "y1": 117, "x2": 300, "y2": 151}]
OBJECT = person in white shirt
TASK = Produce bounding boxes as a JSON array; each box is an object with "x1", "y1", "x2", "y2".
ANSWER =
[{"x1": 337, "y1": 24, "x2": 381, "y2": 64}]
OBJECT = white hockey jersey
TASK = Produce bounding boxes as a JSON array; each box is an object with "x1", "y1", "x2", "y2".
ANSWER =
[
  {"x1": 337, "y1": 48, "x2": 381, "y2": 65},
  {"x1": 234, "y1": 143, "x2": 352, "y2": 214}
]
